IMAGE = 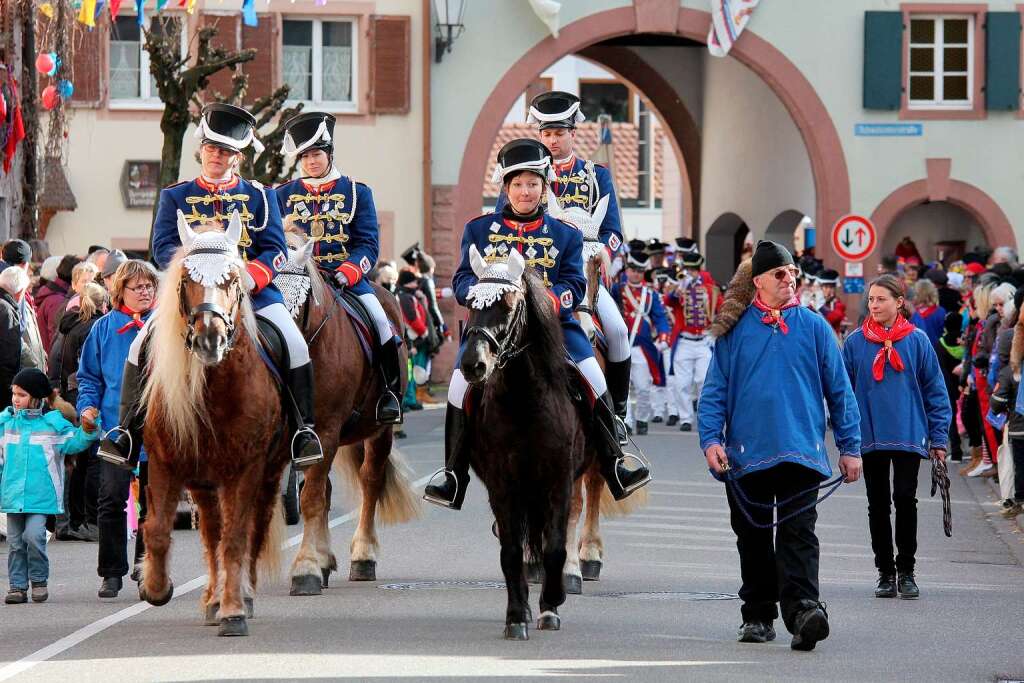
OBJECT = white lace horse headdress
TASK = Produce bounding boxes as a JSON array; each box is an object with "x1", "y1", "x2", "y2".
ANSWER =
[
  {"x1": 465, "y1": 244, "x2": 526, "y2": 310},
  {"x1": 273, "y1": 239, "x2": 316, "y2": 317},
  {"x1": 546, "y1": 187, "x2": 609, "y2": 261},
  {"x1": 177, "y1": 209, "x2": 246, "y2": 286}
]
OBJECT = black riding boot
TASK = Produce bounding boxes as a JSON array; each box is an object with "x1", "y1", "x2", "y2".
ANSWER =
[
  {"x1": 97, "y1": 360, "x2": 146, "y2": 470},
  {"x1": 594, "y1": 392, "x2": 651, "y2": 500},
  {"x1": 376, "y1": 337, "x2": 403, "y2": 424},
  {"x1": 286, "y1": 362, "x2": 324, "y2": 470},
  {"x1": 605, "y1": 358, "x2": 631, "y2": 445},
  {"x1": 422, "y1": 405, "x2": 471, "y2": 510}
]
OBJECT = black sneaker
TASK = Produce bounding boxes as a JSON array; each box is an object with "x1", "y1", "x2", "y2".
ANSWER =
[
  {"x1": 652, "y1": 415, "x2": 663, "y2": 424},
  {"x1": 737, "y1": 621, "x2": 776, "y2": 643},
  {"x1": 790, "y1": 602, "x2": 829, "y2": 651},
  {"x1": 666, "y1": 415, "x2": 679, "y2": 427},
  {"x1": 875, "y1": 573, "x2": 897, "y2": 598},
  {"x1": 98, "y1": 576, "x2": 122, "y2": 599},
  {"x1": 897, "y1": 573, "x2": 919, "y2": 600},
  {"x1": 679, "y1": 422, "x2": 692, "y2": 432}
]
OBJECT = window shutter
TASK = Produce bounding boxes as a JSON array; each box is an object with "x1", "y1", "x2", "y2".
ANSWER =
[
  {"x1": 863, "y1": 11, "x2": 903, "y2": 110},
  {"x1": 369, "y1": 15, "x2": 410, "y2": 114},
  {"x1": 200, "y1": 14, "x2": 240, "y2": 101},
  {"x1": 242, "y1": 16, "x2": 276, "y2": 104},
  {"x1": 72, "y1": 25, "x2": 104, "y2": 105},
  {"x1": 985, "y1": 12, "x2": 1021, "y2": 110}
]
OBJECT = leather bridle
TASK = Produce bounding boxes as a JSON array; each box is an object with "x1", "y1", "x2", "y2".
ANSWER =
[
  {"x1": 464, "y1": 278, "x2": 530, "y2": 371},
  {"x1": 178, "y1": 248, "x2": 244, "y2": 353}
]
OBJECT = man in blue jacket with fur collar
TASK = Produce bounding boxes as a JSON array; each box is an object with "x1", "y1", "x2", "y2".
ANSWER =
[{"x1": 698, "y1": 240, "x2": 862, "y2": 652}]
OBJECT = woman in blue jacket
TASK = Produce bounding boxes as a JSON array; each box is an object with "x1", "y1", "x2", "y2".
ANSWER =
[{"x1": 843, "y1": 274, "x2": 951, "y2": 601}]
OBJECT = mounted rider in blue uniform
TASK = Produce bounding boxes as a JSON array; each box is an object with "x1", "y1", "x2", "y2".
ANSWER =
[
  {"x1": 423, "y1": 138, "x2": 651, "y2": 510},
  {"x1": 274, "y1": 112, "x2": 403, "y2": 423},
  {"x1": 98, "y1": 103, "x2": 324, "y2": 471},
  {"x1": 494, "y1": 91, "x2": 633, "y2": 444}
]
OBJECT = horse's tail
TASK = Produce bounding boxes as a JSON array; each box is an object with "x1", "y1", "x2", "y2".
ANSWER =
[
  {"x1": 598, "y1": 481, "x2": 649, "y2": 518},
  {"x1": 332, "y1": 438, "x2": 421, "y2": 526},
  {"x1": 257, "y1": 496, "x2": 286, "y2": 582}
]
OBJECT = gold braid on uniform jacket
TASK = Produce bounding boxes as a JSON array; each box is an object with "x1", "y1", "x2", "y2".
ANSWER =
[{"x1": 183, "y1": 198, "x2": 256, "y2": 249}]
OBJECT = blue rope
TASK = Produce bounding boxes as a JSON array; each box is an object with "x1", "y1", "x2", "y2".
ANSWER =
[{"x1": 724, "y1": 468, "x2": 845, "y2": 530}]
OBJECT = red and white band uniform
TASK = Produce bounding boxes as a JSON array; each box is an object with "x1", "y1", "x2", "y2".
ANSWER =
[{"x1": 665, "y1": 270, "x2": 720, "y2": 427}]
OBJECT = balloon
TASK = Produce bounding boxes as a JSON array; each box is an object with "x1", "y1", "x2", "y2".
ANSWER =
[
  {"x1": 35, "y1": 53, "x2": 54, "y2": 75},
  {"x1": 39, "y1": 3, "x2": 55, "y2": 18},
  {"x1": 49, "y1": 53, "x2": 60, "y2": 76},
  {"x1": 58, "y1": 80, "x2": 74, "y2": 99},
  {"x1": 41, "y1": 85, "x2": 60, "y2": 110}
]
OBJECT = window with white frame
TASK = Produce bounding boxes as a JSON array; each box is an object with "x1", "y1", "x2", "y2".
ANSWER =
[
  {"x1": 109, "y1": 15, "x2": 184, "y2": 103},
  {"x1": 282, "y1": 18, "x2": 356, "y2": 108},
  {"x1": 907, "y1": 15, "x2": 973, "y2": 109}
]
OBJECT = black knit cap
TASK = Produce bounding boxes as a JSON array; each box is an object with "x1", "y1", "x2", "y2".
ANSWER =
[
  {"x1": 751, "y1": 240, "x2": 794, "y2": 277},
  {"x1": 2, "y1": 239, "x2": 31, "y2": 266},
  {"x1": 11, "y1": 368, "x2": 51, "y2": 400}
]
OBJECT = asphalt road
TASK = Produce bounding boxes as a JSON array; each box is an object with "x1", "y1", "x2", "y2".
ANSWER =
[{"x1": 1, "y1": 405, "x2": 1022, "y2": 682}]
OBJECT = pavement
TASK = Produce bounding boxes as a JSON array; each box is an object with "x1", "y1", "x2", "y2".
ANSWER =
[{"x1": 1, "y1": 405, "x2": 1022, "y2": 682}]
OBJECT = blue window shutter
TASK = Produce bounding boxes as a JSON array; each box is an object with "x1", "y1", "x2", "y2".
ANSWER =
[
  {"x1": 863, "y1": 11, "x2": 904, "y2": 110},
  {"x1": 986, "y1": 12, "x2": 1022, "y2": 110}
]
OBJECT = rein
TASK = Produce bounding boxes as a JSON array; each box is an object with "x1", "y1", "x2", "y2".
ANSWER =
[
  {"x1": 723, "y1": 466, "x2": 845, "y2": 530},
  {"x1": 465, "y1": 278, "x2": 531, "y2": 370}
]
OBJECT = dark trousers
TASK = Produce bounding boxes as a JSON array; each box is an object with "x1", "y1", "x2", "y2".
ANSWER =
[
  {"x1": 68, "y1": 444, "x2": 100, "y2": 529},
  {"x1": 97, "y1": 460, "x2": 148, "y2": 578},
  {"x1": 863, "y1": 451, "x2": 921, "y2": 575},
  {"x1": 962, "y1": 391, "x2": 982, "y2": 448},
  {"x1": 726, "y1": 463, "x2": 822, "y2": 632},
  {"x1": 1010, "y1": 438, "x2": 1024, "y2": 503},
  {"x1": 947, "y1": 393, "x2": 963, "y2": 461}
]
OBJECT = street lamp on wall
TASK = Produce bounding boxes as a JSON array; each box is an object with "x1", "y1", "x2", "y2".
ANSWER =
[{"x1": 433, "y1": 0, "x2": 466, "y2": 63}]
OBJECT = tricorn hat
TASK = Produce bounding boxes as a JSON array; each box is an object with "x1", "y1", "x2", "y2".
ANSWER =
[
  {"x1": 282, "y1": 111, "x2": 336, "y2": 158},
  {"x1": 674, "y1": 237, "x2": 700, "y2": 254},
  {"x1": 646, "y1": 238, "x2": 668, "y2": 255},
  {"x1": 194, "y1": 103, "x2": 262, "y2": 154},
  {"x1": 492, "y1": 138, "x2": 554, "y2": 184},
  {"x1": 816, "y1": 269, "x2": 839, "y2": 286},
  {"x1": 527, "y1": 91, "x2": 585, "y2": 130},
  {"x1": 627, "y1": 238, "x2": 647, "y2": 254},
  {"x1": 680, "y1": 250, "x2": 705, "y2": 268},
  {"x1": 627, "y1": 250, "x2": 651, "y2": 269}
]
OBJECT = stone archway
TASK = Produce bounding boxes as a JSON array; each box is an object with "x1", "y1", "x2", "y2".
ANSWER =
[
  {"x1": 764, "y1": 209, "x2": 809, "y2": 253},
  {"x1": 705, "y1": 212, "x2": 750, "y2": 285},
  {"x1": 449, "y1": 3, "x2": 851, "y2": 257}
]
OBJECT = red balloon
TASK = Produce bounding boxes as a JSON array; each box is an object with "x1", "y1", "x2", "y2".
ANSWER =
[
  {"x1": 41, "y1": 85, "x2": 59, "y2": 110},
  {"x1": 35, "y1": 53, "x2": 54, "y2": 75}
]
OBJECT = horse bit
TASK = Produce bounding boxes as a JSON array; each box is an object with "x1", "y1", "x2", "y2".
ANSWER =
[{"x1": 464, "y1": 278, "x2": 530, "y2": 370}]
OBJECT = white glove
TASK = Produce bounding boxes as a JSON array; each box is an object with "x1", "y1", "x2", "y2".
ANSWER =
[
  {"x1": 439, "y1": 287, "x2": 454, "y2": 299},
  {"x1": 335, "y1": 271, "x2": 350, "y2": 288},
  {"x1": 655, "y1": 340, "x2": 669, "y2": 352}
]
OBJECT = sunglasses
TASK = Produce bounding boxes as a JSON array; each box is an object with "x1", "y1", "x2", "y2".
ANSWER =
[{"x1": 770, "y1": 267, "x2": 800, "y2": 281}]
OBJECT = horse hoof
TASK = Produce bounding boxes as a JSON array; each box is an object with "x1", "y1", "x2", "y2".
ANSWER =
[
  {"x1": 244, "y1": 597, "x2": 254, "y2": 619},
  {"x1": 503, "y1": 623, "x2": 529, "y2": 641},
  {"x1": 218, "y1": 615, "x2": 248, "y2": 637},
  {"x1": 563, "y1": 574, "x2": 583, "y2": 595},
  {"x1": 581, "y1": 560, "x2": 602, "y2": 581},
  {"x1": 140, "y1": 582, "x2": 173, "y2": 607},
  {"x1": 524, "y1": 564, "x2": 544, "y2": 585},
  {"x1": 537, "y1": 611, "x2": 561, "y2": 631},
  {"x1": 289, "y1": 574, "x2": 322, "y2": 596},
  {"x1": 204, "y1": 603, "x2": 219, "y2": 626},
  {"x1": 321, "y1": 568, "x2": 331, "y2": 588},
  {"x1": 349, "y1": 560, "x2": 377, "y2": 582}
]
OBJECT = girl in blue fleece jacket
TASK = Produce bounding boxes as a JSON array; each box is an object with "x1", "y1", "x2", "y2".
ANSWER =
[{"x1": 842, "y1": 274, "x2": 951, "y2": 602}]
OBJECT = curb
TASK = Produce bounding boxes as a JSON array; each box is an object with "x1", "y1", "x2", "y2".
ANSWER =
[{"x1": 961, "y1": 469, "x2": 1024, "y2": 568}]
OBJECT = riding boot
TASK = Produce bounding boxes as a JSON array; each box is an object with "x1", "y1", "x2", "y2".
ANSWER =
[
  {"x1": 605, "y1": 358, "x2": 631, "y2": 446},
  {"x1": 423, "y1": 405, "x2": 471, "y2": 510},
  {"x1": 286, "y1": 362, "x2": 324, "y2": 471},
  {"x1": 97, "y1": 360, "x2": 147, "y2": 470},
  {"x1": 593, "y1": 392, "x2": 651, "y2": 500},
  {"x1": 376, "y1": 337, "x2": 404, "y2": 425}
]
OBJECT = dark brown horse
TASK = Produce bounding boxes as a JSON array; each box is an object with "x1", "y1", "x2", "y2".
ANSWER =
[{"x1": 460, "y1": 245, "x2": 589, "y2": 640}]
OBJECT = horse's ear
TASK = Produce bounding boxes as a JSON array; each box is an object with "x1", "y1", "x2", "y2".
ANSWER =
[
  {"x1": 469, "y1": 244, "x2": 486, "y2": 278},
  {"x1": 295, "y1": 239, "x2": 315, "y2": 266},
  {"x1": 226, "y1": 210, "x2": 244, "y2": 246},
  {"x1": 591, "y1": 195, "x2": 609, "y2": 229},
  {"x1": 176, "y1": 210, "x2": 198, "y2": 248},
  {"x1": 507, "y1": 247, "x2": 526, "y2": 283},
  {"x1": 545, "y1": 186, "x2": 562, "y2": 217}
]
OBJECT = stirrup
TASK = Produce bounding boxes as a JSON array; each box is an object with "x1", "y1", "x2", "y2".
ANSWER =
[
  {"x1": 613, "y1": 415, "x2": 629, "y2": 446},
  {"x1": 377, "y1": 390, "x2": 404, "y2": 425},
  {"x1": 422, "y1": 468, "x2": 460, "y2": 509},
  {"x1": 290, "y1": 426, "x2": 324, "y2": 470},
  {"x1": 614, "y1": 451, "x2": 653, "y2": 495},
  {"x1": 97, "y1": 426, "x2": 133, "y2": 468}
]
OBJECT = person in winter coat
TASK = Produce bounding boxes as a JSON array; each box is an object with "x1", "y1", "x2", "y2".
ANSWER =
[
  {"x1": 397, "y1": 270, "x2": 429, "y2": 411},
  {"x1": 910, "y1": 280, "x2": 946, "y2": 348},
  {"x1": 34, "y1": 255, "x2": 80, "y2": 355},
  {"x1": 1, "y1": 368, "x2": 99, "y2": 604},
  {"x1": 0, "y1": 267, "x2": 25, "y2": 410},
  {"x1": 992, "y1": 290, "x2": 1024, "y2": 519},
  {"x1": 935, "y1": 311, "x2": 965, "y2": 462},
  {"x1": 843, "y1": 274, "x2": 950, "y2": 601}
]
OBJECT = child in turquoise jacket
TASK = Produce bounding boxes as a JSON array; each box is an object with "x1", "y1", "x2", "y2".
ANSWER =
[{"x1": 2, "y1": 368, "x2": 99, "y2": 604}]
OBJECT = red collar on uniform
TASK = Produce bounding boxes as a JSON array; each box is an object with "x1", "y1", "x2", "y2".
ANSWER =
[
  {"x1": 301, "y1": 179, "x2": 337, "y2": 195},
  {"x1": 196, "y1": 175, "x2": 239, "y2": 193},
  {"x1": 553, "y1": 154, "x2": 577, "y2": 176},
  {"x1": 502, "y1": 216, "x2": 545, "y2": 233}
]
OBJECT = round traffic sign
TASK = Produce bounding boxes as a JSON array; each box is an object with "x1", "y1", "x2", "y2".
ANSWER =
[{"x1": 831, "y1": 215, "x2": 876, "y2": 262}]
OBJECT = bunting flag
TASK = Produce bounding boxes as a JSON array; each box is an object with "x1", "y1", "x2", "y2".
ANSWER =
[
  {"x1": 156, "y1": 0, "x2": 170, "y2": 10},
  {"x1": 707, "y1": 0, "x2": 761, "y2": 58},
  {"x1": 94, "y1": 0, "x2": 106, "y2": 22},
  {"x1": 77, "y1": 0, "x2": 98, "y2": 26},
  {"x1": 242, "y1": 0, "x2": 257, "y2": 26},
  {"x1": 135, "y1": 0, "x2": 145, "y2": 25},
  {"x1": 109, "y1": 0, "x2": 123, "y2": 19},
  {"x1": 186, "y1": 0, "x2": 196, "y2": 13}
]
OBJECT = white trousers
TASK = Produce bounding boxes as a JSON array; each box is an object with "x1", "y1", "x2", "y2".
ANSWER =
[
  {"x1": 128, "y1": 301, "x2": 310, "y2": 369},
  {"x1": 358, "y1": 291, "x2": 394, "y2": 345},
  {"x1": 447, "y1": 356, "x2": 606, "y2": 409},
  {"x1": 670, "y1": 337, "x2": 712, "y2": 425},
  {"x1": 628, "y1": 346, "x2": 654, "y2": 423},
  {"x1": 596, "y1": 286, "x2": 630, "y2": 363}
]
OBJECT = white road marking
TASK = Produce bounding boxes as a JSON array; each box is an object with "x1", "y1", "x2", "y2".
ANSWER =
[{"x1": 0, "y1": 468, "x2": 434, "y2": 682}]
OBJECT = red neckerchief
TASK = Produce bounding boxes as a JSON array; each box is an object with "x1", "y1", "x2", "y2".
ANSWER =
[
  {"x1": 116, "y1": 305, "x2": 146, "y2": 334},
  {"x1": 917, "y1": 304, "x2": 938, "y2": 319},
  {"x1": 862, "y1": 314, "x2": 916, "y2": 381},
  {"x1": 751, "y1": 295, "x2": 799, "y2": 334}
]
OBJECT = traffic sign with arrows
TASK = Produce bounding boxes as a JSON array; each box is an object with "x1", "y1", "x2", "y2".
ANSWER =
[{"x1": 831, "y1": 215, "x2": 877, "y2": 262}]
